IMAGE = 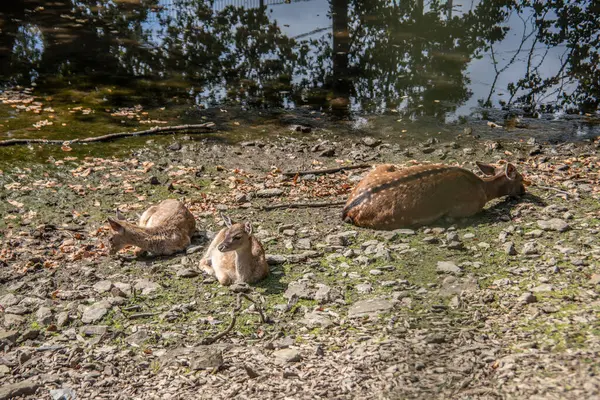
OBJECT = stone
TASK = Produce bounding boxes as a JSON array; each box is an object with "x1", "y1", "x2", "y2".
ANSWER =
[
  {"x1": 325, "y1": 234, "x2": 349, "y2": 246},
  {"x1": 423, "y1": 236, "x2": 439, "y2": 244},
  {"x1": 167, "y1": 142, "x2": 182, "y2": 151},
  {"x1": 300, "y1": 311, "x2": 333, "y2": 328},
  {"x1": 425, "y1": 333, "x2": 447, "y2": 344},
  {"x1": 446, "y1": 232, "x2": 460, "y2": 242},
  {"x1": 56, "y1": 312, "x2": 70, "y2": 327},
  {"x1": 522, "y1": 242, "x2": 539, "y2": 255},
  {"x1": 0, "y1": 293, "x2": 20, "y2": 307},
  {"x1": 438, "y1": 276, "x2": 479, "y2": 298},
  {"x1": 190, "y1": 348, "x2": 224, "y2": 370},
  {"x1": 284, "y1": 281, "x2": 315, "y2": 300},
  {"x1": 126, "y1": 329, "x2": 154, "y2": 346},
  {"x1": 3, "y1": 314, "x2": 25, "y2": 327},
  {"x1": 590, "y1": 274, "x2": 600, "y2": 285},
  {"x1": 19, "y1": 329, "x2": 38, "y2": 342},
  {"x1": 437, "y1": 261, "x2": 461, "y2": 275},
  {"x1": 177, "y1": 268, "x2": 199, "y2": 278},
  {"x1": 273, "y1": 348, "x2": 301, "y2": 363},
  {"x1": 81, "y1": 304, "x2": 108, "y2": 324},
  {"x1": 537, "y1": 219, "x2": 570, "y2": 232},
  {"x1": 314, "y1": 284, "x2": 340, "y2": 303},
  {"x1": 113, "y1": 282, "x2": 132, "y2": 297},
  {"x1": 50, "y1": 387, "x2": 77, "y2": 400},
  {"x1": 0, "y1": 379, "x2": 41, "y2": 400},
  {"x1": 93, "y1": 280, "x2": 113, "y2": 294},
  {"x1": 369, "y1": 269, "x2": 383, "y2": 276},
  {"x1": 503, "y1": 242, "x2": 517, "y2": 255},
  {"x1": 525, "y1": 229, "x2": 544, "y2": 238},
  {"x1": 0, "y1": 365, "x2": 9, "y2": 375},
  {"x1": 266, "y1": 254, "x2": 286, "y2": 265},
  {"x1": 134, "y1": 279, "x2": 161, "y2": 295},
  {"x1": 230, "y1": 282, "x2": 251, "y2": 293},
  {"x1": 356, "y1": 283, "x2": 373, "y2": 294},
  {"x1": 447, "y1": 241, "x2": 465, "y2": 250},
  {"x1": 36, "y1": 306, "x2": 53, "y2": 325},
  {"x1": 4, "y1": 305, "x2": 29, "y2": 315},
  {"x1": 518, "y1": 292, "x2": 537, "y2": 304},
  {"x1": 348, "y1": 298, "x2": 394, "y2": 318},
  {"x1": 362, "y1": 137, "x2": 381, "y2": 147},
  {"x1": 80, "y1": 325, "x2": 109, "y2": 336},
  {"x1": 282, "y1": 229, "x2": 296, "y2": 237},
  {"x1": 532, "y1": 284, "x2": 553, "y2": 293},
  {"x1": 0, "y1": 330, "x2": 19, "y2": 346},
  {"x1": 256, "y1": 188, "x2": 284, "y2": 197},
  {"x1": 296, "y1": 238, "x2": 311, "y2": 250}
]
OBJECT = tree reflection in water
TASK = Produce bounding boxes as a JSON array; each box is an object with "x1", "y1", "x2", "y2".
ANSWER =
[{"x1": 0, "y1": 0, "x2": 598, "y2": 119}]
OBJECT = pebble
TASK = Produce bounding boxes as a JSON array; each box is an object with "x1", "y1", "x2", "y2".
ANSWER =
[
  {"x1": 273, "y1": 348, "x2": 301, "y2": 363},
  {"x1": 436, "y1": 261, "x2": 461, "y2": 275},
  {"x1": 518, "y1": 292, "x2": 537, "y2": 305},
  {"x1": 503, "y1": 242, "x2": 517, "y2": 255},
  {"x1": 36, "y1": 306, "x2": 53, "y2": 325},
  {"x1": 537, "y1": 218, "x2": 570, "y2": 232},
  {"x1": 81, "y1": 305, "x2": 108, "y2": 324},
  {"x1": 256, "y1": 188, "x2": 284, "y2": 197},
  {"x1": 93, "y1": 280, "x2": 113, "y2": 294},
  {"x1": 522, "y1": 242, "x2": 539, "y2": 255}
]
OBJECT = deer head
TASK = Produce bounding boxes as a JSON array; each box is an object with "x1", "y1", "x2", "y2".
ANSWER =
[
  {"x1": 476, "y1": 161, "x2": 529, "y2": 198},
  {"x1": 217, "y1": 213, "x2": 253, "y2": 253}
]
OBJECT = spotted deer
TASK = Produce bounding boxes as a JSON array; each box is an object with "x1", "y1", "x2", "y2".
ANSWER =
[
  {"x1": 200, "y1": 213, "x2": 269, "y2": 286},
  {"x1": 342, "y1": 162, "x2": 528, "y2": 230},
  {"x1": 107, "y1": 199, "x2": 196, "y2": 256}
]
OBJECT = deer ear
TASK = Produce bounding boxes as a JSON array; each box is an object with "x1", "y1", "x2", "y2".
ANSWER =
[
  {"x1": 244, "y1": 221, "x2": 253, "y2": 235},
  {"x1": 115, "y1": 209, "x2": 126, "y2": 220},
  {"x1": 108, "y1": 218, "x2": 124, "y2": 234},
  {"x1": 220, "y1": 212, "x2": 232, "y2": 228},
  {"x1": 476, "y1": 161, "x2": 496, "y2": 176},
  {"x1": 505, "y1": 163, "x2": 518, "y2": 180}
]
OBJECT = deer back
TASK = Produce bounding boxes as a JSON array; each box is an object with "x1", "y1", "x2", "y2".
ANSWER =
[{"x1": 342, "y1": 164, "x2": 490, "y2": 229}]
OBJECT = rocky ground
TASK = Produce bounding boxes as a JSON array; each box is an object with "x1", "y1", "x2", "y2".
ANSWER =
[{"x1": 1, "y1": 117, "x2": 600, "y2": 400}]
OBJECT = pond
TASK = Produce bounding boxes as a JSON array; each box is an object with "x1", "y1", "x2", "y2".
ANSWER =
[{"x1": 0, "y1": 0, "x2": 599, "y2": 151}]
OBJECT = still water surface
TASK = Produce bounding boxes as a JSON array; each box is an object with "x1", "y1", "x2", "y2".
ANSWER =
[{"x1": 0, "y1": 0, "x2": 598, "y2": 142}]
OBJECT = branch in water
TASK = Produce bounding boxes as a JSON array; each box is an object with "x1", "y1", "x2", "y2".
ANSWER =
[{"x1": 0, "y1": 123, "x2": 216, "y2": 147}]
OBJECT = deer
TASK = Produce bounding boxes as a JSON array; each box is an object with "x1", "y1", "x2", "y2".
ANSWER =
[
  {"x1": 107, "y1": 199, "x2": 196, "y2": 256},
  {"x1": 342, "y1": 161, "x2": 529, "y2": 230},
  {"x1": 200, "y1": 213, "x2": 269, "y2": 286}
]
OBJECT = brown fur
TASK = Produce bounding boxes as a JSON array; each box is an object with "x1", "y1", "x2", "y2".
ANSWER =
[
  {"x1": 107, "y1": 199, "x2": 196, "y2": 256},
  {"x1": 342, "y1": 162, "x2": 527, "y2": 230},
  {"x1": 200, "y1": 214, "x2": 269, "y2": 286}
]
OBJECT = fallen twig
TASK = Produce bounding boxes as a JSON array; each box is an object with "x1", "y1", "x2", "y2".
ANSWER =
[
  {"x1": 261, "y1": 200, "x2": 347, "y2": 211},
  {"x1": 201, "y1": 293, "x2": 267, "y2": 345},
  {"x1": 282, "y1": 163, "x2": 371, "y2": 177},
  {"x1": 535, "y1": 185, "x2": 572, "y2": 197},
  {"x1": 0, "y1": 123, "x2": 216, "y2": 147}
]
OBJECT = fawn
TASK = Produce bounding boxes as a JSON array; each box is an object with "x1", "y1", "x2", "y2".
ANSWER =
[
  {"x1": 342, "y1": 161, "x2": 528, "y2": 230},
  {"x1": 200, "y1": 213, "x2": 269, "y2": 286},
  {"x1": 107, "y1": 199, "x2": 196, "y2": 256}
]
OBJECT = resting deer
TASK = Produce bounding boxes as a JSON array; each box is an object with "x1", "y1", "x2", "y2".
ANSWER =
[
  {"x1": 200, "y1": 213, "x2": 269, "y2": 286},
  {"x1": 342, "y1": 162, "x2": 529, "y2": 230},
  {"x1": 107, "y1": 199, "x2": 196, "y2": 256}
]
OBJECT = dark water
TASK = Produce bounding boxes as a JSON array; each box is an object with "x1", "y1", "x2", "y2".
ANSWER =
[{"x1": 0, "y1": 0, "x2": 599, "y2": 133}]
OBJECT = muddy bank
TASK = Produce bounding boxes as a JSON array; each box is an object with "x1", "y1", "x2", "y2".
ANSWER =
[{"x1": 1, "y1": 123, "x2": 599, "y2": 399}]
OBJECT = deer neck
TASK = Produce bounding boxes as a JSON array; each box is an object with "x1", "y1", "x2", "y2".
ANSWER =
[
  {"x1": 482, "y1": 176, "x2": 511, "y2": 201},
  {"x1": 233, "y1": 239, "x2": 253, "y2": 274},
  {"x1": 126, "y1": 224, "x2": 177, "y2": 252}
]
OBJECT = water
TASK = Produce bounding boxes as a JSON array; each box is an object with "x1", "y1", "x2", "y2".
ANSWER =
[{"x1": 0, "y1": 0, "x2": 599, "y2": 144}]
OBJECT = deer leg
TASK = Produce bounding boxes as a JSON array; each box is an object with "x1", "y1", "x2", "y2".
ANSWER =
[{"x1": 200, "y1": 258, "x2": 214, "y2": 275}]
